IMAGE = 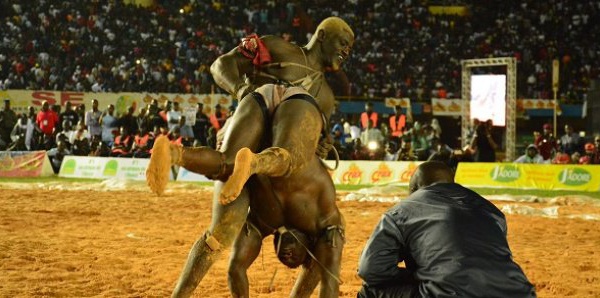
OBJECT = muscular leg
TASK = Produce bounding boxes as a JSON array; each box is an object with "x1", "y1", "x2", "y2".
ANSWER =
[
  {"x1": 289, "y1": 221, "x2": 344, "y2": 298},
  {"x1": 146, "y1": 94, "x2": 266, "y2": 196},
  {"x1": 221, "y1": 99, "x2": 322, "y2": 203},
  {"x1": 313, "y1": 227, "x2": 344, "y2": 298},
  {"x1": 172, "y1": 184, "x2": 250, "y2": 298},
  {"x1": 227, "y1": 221, "x2": 264, "y2": 297},
  {"x1": 290, "y1": 261, "x2": 322, "y2": 298}
]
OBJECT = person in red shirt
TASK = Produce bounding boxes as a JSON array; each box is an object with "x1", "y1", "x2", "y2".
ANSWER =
[
  {"x1": 360, "y1": 102, "x2": 378, "y2": 130},
  {"x1": 534, "y1": 123, "x2": 557, "y2": 161},
  {"x1": 36, "y1": 101, "x2": 58, "y2": 136},
  {"x1": 582, "y1": 142, "x2": 599, "y2": 164}
]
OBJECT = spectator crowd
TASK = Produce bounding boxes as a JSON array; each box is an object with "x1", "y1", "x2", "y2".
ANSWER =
[
  {"x1": 0, "y1": 95, "x2": 598, "y2": 176},
  {"x1": 0, "y1": 98, "x2": 228, "y2": 173},
  {"x1": 1, "y1": 0, "x2": 599, "y2": 102},
  {"x1": 1, "y1": 0, "x2": 599, "y2": 171}
]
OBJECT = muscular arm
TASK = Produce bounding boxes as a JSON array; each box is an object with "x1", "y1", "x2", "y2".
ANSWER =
[
  {"x1": 210, "y1": 47, "x2": 255, "y2": 99},
  {"x1": 357, "y1": 213, "x2": 413, "y2": 287}
]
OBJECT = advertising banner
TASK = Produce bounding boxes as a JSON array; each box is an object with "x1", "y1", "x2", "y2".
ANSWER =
[
  {"x1": 428, "y1": 98, "x2": 562, "y2": 117},
  {"x1": 428, "y1": 6, "x2": 469, "y2": 16},
  {"x1": 519, "y1": 99, "x2": 557, "y2": 110},
  {"x1": 431, "y1": 98, "x2": 462, "y2": 116},
  {"x1": 455, "y1": 163, "x2": 600, "y2": 192},
  {"x1": 324, "y1": 160, "x2": 422, "y2": 185},
  {"x1": 59, "y1": 156, "x2": 174, "y2": 181},
  {"x1": 384, "y1": 97, "x2": 411, "y2": 109},
  {"x1": 172, "y1": 160, "x2": 422, "y2": 185},
  {"x1": 0, "y1": 151, "x2": 54, "y2": 177}
]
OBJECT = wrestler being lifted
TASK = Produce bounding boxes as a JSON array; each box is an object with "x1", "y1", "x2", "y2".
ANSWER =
[
  {"x1": 145, "y1": 17, "x2": 354, "y2": 298},
  {"x1": 147, "y1": 16, "x2": 353, "y2": 198}
]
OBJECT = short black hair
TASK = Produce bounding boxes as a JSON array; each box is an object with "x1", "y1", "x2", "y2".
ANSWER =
[{"x1": 408, "y1": 161, "x2": 455, "y2": 194}]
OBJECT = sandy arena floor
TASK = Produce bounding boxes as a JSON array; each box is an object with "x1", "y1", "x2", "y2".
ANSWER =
[{"x1": 1, "y1": 181, "x2": 599, "y2": 297}]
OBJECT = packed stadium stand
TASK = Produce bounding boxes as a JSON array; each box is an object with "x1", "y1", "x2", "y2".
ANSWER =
[
  {"x1": 0, "y1": 0, "x2": 599, "y2": 166},
  {"x1": 1, "y1": 0, "x2": 598, "y2": 101}
]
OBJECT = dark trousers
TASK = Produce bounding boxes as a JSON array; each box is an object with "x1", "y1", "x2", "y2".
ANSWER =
[{"x1": 357, "y1": 282, "x2": 419, "y2": 298}]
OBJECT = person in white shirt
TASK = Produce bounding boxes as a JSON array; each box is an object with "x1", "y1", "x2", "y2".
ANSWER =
[
  {"x1": 349, "y1": 119, "x2": 362, "y2": 141},
  {"x1": 167, "y1": 101, "x2": 182, "y2": 131},
  {"x1": 10, "y1": 114, "x2": 35, "y2": 150},
  {"x1": 55, "y1": 120, "x2": 75, "y2": 146},
  {"x1": 514, "y1": 144, "x2": 545, "y2": 164},
  {"x1": 85, "y1": 99, "x2": 102, "y2": 138},
  {"x1": 175, "y1": 116, "x2": 194, "y2": 146},
  {"x1": 70, "y1": 121, "x2": 92, "y2": 156},
  {"x1": 99, "y1": 104, "x2": 117, "y2": 146}
]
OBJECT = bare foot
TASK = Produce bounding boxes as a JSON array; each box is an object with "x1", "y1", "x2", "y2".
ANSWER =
[
  {"x1": 146, "y1": 135, "x2": 174, "y2": 196},
  {"x1": 220, "y1": 147, "x2": 255, "y2": 204}
]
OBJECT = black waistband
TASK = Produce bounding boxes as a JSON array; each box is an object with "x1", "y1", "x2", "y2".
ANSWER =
[{"x1": 249, "y1": 91, "x2": 328, "y2": 146}]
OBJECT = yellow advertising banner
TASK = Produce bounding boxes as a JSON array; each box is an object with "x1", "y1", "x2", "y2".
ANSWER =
[
  {"x1": 384, "y1": 97, "x2": 411, "y2": 109},
  {"x1": 431, "y1": 98, "x2": 462, "y2": 116},
  {"x1": 323, "y1": 160, "x2": 422, "y2": 185},
  {"x1": 428, "y1": 6, "x2": 469, "y2": 16},
  {"x1": 455, "y1": 163, "x2": 600, "y2": 192}
]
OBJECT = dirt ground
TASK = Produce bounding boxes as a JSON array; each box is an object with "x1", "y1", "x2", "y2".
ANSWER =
[{"x1": 1, "y1": 181, "x2": 599, "y2": 297}]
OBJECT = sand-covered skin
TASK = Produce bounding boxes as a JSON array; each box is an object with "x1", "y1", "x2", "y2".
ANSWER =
[
  {"x1": 220, "y1": 147, "x2": 255, "y2": 205},
  {"x1": 145, "y1": 136, "x2": 173, "y2": 196},
  {"x1": 1, "y1": 186, "x2": 599, "y2": 297}
]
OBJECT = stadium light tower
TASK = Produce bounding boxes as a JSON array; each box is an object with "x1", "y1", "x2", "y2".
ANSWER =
[{"x1": 461, "y1": 57, "x2": 517, "y2": 161}]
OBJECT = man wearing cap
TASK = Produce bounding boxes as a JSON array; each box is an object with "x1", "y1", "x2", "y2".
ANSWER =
[
  {"x1": 515, "y1": 144, "x2": 545, "y2": 164},
  {"x1": 534, "y1": 123, "x2": 557, "y2": 160},
  {"x1": 357, "y1": 161, "x2": 536, "y2": 298}
]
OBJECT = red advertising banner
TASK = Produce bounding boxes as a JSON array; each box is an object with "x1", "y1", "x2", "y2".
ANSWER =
[{"x1": 0, "y1": 151, "x2": 52, "y2": 178}]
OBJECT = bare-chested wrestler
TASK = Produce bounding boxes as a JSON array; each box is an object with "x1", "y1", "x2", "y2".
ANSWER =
[
  {"x1": 226, "y1": 87, "x2": 345, "y2": 297},
  {"x1": 145, "y1": 17, "x2": 354, "y2": 297}
]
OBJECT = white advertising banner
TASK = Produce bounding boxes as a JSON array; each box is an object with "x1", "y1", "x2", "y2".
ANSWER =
[
  {"x1": 58, "y1": 156, "x2": 174, "y2": 181},
  {"x1": 176, "y1": 167, "x2": 211, "y2": 182}
]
